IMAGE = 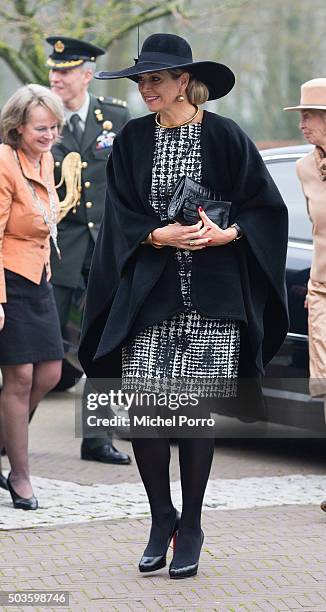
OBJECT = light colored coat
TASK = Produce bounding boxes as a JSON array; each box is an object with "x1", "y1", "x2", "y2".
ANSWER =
[
  {"x1": 296, "y1": 151, "x2": 326, "y2": 395},
  {"x1": 296, "y1": 151, "x2": 326, "y2": 282},
  {"x1": 0, "y1": 144, "x2": 59, "y2": 303}
]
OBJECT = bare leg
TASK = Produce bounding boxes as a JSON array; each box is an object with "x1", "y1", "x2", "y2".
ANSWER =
[
  {"x1": 0, "y1": 393, "x2": 4, "y2": 477},
  {"x1": 0, "y1": 360, "x2": 62, "y2": 498},
  {"x1": 0, "y1": 364, "x2": 34, "y2": 498},
  {"x1": 28, "y1": 360, "x2": 62, "y2": 416},
  {"x1": 1, "y1": 359, "x2": 62, "y2": 449}
]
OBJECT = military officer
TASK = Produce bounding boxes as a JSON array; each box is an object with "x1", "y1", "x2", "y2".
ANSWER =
[{"x1": 46, "y1": 36, "x2": 131, "y2": 465}]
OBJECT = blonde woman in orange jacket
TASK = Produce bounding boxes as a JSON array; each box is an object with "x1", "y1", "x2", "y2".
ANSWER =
[{"x1": 0, "y1": 85, "x2": 64, "y2": 510}]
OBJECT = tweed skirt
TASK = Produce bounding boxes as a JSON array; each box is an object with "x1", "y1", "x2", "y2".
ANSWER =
[
  {"x1": 0, "y1": 269, "x2": 64, "y2": 365},
  {"x1": 122, "y1": 312, "x2": 240, "y2": 398}
]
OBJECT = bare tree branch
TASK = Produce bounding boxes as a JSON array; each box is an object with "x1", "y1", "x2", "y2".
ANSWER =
[
  {"x1": 14, "y1": 0, "x2": 32, "y2": 17},
  {"x1": 99, "y1": 3, "x2": 195, "y2": 49},
  {"x1": 30, "y1": 0, "x2": 55, "y2": 15},
  {"x1": 0, "y1": 8, "x2": 27, "y2": 23},
  {"x1": 0, "y1": 0, "x2": 233, "y2": 86},
  {"x1": 0, "y1": 41, "x2": 32, "y2": 82}
]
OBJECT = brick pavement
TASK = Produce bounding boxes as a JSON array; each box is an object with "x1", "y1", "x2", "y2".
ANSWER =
[
  {"x1": 15, "y1": 390, "x2": 326, "y2": 486},
  {"x1": 0, "y1": 506, "x2": 326, "y2": 611},
  {"x1": 0, "y1": 392, "x2": 326, "y2": 610}
]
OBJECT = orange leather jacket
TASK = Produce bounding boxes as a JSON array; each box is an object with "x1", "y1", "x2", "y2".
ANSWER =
[{"x1": 0, "y1": 144, "x2": 60, "y2": 303}]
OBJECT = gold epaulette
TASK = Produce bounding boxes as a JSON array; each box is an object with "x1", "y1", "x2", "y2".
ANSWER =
[{"x1": 97, "y1": 96, "x2": 128, "y2": 108}]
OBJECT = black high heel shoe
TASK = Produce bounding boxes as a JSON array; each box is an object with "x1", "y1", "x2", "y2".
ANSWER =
[
  {"x1": 7, "y1": 474, "x2": 38, "y2": 510},
  {"x1": 169, "y1": 528, "x2": 204, "y2": 579},
  {"x1": 139, "y1": 509, "x2": 180, "y2": 573},
  {"x1": 0, "y1": 473, "x2": 8, "y2": 491}
]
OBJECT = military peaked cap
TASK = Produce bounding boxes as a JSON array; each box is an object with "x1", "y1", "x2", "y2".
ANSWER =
[{"x1": 46, "y1": 36, "x2": 105, "y2": 70}]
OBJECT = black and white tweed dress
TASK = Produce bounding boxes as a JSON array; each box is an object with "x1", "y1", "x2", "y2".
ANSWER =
[{"x1": 122, "y1": 123, "x2": 240, "y2": 397}]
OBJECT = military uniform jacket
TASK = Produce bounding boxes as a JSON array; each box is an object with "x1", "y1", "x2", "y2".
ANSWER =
[{"x1": 51, "y1": 93, "x2": 130, "y2": 288}]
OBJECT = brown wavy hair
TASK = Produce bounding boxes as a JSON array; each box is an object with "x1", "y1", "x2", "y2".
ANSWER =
[{"x1": 0, "y1": 84, "x2": 65, "y2": 148}]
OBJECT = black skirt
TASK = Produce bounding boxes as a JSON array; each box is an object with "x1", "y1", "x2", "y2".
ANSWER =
[{"x1": 0, "y1": 269, "x2": 64, "y2": 365}]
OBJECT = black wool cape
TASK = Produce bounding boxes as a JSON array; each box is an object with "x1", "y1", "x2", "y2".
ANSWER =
[{"x1": 78, "y1": 111, "x2": 289, "y2": 401}]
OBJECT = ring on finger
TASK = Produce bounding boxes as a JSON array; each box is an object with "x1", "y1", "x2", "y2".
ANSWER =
[{"x1": 189, "y1": 239, "x2": 195, "y2": 246}]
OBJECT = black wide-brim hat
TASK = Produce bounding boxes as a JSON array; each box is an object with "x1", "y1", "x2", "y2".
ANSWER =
[{"x1": 95, "y1": 33, "x2": 235, "y2": 101}]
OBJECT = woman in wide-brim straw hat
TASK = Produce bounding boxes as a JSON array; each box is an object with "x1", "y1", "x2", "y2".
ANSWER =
[
  {"x1": 285, "y1": 78, "x2": 326, "y2": 512},
  {"x1": 79, "y1": 33, "x2": 288, "y2": 578},
  {"x1": 285, "y1": 80, "x2": 326, "y2": 398}
]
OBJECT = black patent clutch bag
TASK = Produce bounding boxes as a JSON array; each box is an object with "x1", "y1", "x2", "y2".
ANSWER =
[{"x1": 167, "y1": 176, "x2": 231, "y2": 227}]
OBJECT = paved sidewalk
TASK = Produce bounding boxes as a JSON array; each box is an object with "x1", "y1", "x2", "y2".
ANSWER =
[
  {"x1": 1, "y1": 506, "x2": 326, "y2": 612},
  {"x1": 0, "y1": 391, "x2": 326, "y2": 611}
]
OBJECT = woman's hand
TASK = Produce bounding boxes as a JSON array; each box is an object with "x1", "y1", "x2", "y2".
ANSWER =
[
  {"x1": 151, "y1": 207, "x2": 239, "y2": 250},
  {"x1": 0, "y1": 304, "x2": 5, "y2": 331},
  {"x1": 197, "y1": 208, "x2": 237, "y2": 246},
  {"x1": 151, "y1": 220, "x2": 212, "y2": 251}
]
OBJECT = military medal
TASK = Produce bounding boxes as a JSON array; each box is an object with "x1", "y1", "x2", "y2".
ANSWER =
[
  {"x1": 96, "y1": 119, "x2": 116, "y2": 150},
  {"x1": 103, "y1": 120, "x2": 113, "y2": 131},
  {"x1": 94, "y1": 108, "x2": 104, "y2": 122},
  {"x1": 96, "y1": 130, "x2": 116, "y2": 150}
]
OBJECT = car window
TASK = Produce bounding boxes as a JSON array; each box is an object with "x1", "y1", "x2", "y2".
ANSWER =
[{"x1": 265, "y1": 159, "x2": 312, "y2": 242}]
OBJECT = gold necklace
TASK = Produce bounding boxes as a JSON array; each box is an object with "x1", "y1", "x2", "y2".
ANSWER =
[{"x1": 155, "y1": 105, "x2": 200, "y2": 129}]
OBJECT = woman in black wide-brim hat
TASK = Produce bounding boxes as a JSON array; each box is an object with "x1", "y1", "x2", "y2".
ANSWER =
[{"x1": 79, "y1": 33, "x2": 288, "y2": 578}]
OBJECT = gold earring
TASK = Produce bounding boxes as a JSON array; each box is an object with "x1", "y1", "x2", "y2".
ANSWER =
[{"x1": 177, "y1": 95, "x2": 185, "y2": 102}]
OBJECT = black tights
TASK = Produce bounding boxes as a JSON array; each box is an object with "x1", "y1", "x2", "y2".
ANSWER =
[
  {"x1": 132, "y1": 435, "x2": 214, "y2": 526},
  {"x1": 178, "y1": 437, "x2": 215, "y2": 529},
  {"x1": 131, "y1": 433, "x2": 215, "y2": 556}
]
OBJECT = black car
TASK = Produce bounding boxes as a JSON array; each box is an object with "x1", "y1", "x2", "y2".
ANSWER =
[{"x1": 59, "y1": 144, "x2": 324, "y2": 432}]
